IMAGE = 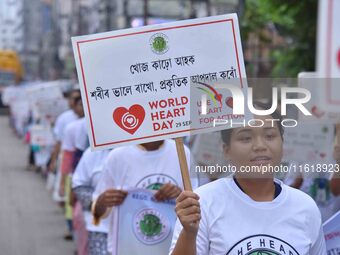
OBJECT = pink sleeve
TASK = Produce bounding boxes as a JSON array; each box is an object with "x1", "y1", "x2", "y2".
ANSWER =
[{"x1": 61, "y1": 150, "x2": 75, "y2": 174}]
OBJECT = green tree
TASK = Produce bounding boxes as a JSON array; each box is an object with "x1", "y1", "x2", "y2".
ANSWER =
[{"x1": 241, "y1": 0, "x2": 318, "y2": 77}]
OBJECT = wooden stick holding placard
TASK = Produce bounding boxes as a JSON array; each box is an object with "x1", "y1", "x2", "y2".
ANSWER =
[
  {"x1": 330, "y1": 123, "x2": 340, "y2": 196},
  {"x1": 336, "y1": 124, "x2": 340, "y2": 145},
  {"x1": 175, "y1": 137, "x2": 192, "y2": 191}
]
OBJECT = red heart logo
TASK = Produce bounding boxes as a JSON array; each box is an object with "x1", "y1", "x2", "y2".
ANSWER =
[
  {"x1": 225, "y1": 97, "x2": 233, "y2": 108},
  {"x1": 113, "y1": 104, "x2": 145, "y2": 135},
  {"x1": 311, "y1": 105, "x2": 325, "y2": 118}
]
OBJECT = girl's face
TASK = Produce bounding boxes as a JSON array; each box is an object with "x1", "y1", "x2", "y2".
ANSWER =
[
  {"x1": 223, "y1": 115, "x2": 283, "y2": 173},
  {"x1": 69, "y1": 91, "x2": 80, "y2": 109}
]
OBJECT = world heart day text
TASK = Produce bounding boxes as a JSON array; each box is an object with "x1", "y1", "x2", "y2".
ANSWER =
[{"x1": 149, "y1": 96, "x2": 189, "y2": 131}]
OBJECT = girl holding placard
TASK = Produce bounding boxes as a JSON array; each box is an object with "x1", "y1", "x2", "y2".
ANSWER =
[{"x1": 170, "y1": 103, "x2": 326, "y2": 255}]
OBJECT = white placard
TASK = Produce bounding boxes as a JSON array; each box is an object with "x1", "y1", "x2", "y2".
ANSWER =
[
  {"x1": 27, "y1": 81, "x2": 64, "y2": 105},
  {"x1": 282, "y1": 123, "x2": 334, "y2": 164},
  {"x1": 3, "y1": 86, "x2": 27, "y2": 108},
  {"x1": 1, "y1": 85, "x2": 17, "y2": 106},
  {"x1": 323, "y1": 211, "x2": 340, "y2": 254},
  {"x1": 11, "y1": 99, "x2": 30, "y2": 136},
  {"x1": 35, "y1": 98, "x2": 69, "y2": 124},
  {"x1": 191, "y1": 132, "x2": 227, "y2": 166},
  {"x1": 30, "y1": 125, "x2": 55, "y2": 147},
  {"x1": 34, "y1": 147, "x2": 53, "y2": 167},
  {"x1": 298, "y1": 72, "x2": 340, "y2": 121},
  {"x1": 72, "y1": 14, "x2": 248, "y2": 150},
  {"x1": 316, "y1": 0, "x2": 340, "y2": 111},
  {"x1": 116, "y1": 189, "x2": 176, "y2": 255},
  {"x1": 27, "y1": 81, "x2": 69, "y2": 123}
]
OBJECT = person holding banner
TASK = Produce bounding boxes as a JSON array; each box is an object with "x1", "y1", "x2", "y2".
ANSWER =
[
  {"x1": 49, "y1": 88, "x2": 81, "y2": 174},
  {"x1": 72, "y1": 148, "x2": 111, "y2": 255},
  {"x1": 59, "y1": 117, "x2": 87, "y2": 198},
  {"x1": 92, "y1": 139, "x2": 197, "y2": 255},
  {"x1": 170, "y1": 103, "x2": 326, "y2": 255},
  {"x1": 59, "y1": 97, "x2": 87, "y2": 255},
  {"x1": 50, "y1": 88, "x2": 81, "y2": 240},
  {"x1": 59, "y1": 98, "x2": 85, "y2": 198}
]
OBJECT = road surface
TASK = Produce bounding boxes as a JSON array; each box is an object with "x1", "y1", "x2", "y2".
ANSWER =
[{"x1": 0, "y1": 116, "x2": 74, "y2": 255}]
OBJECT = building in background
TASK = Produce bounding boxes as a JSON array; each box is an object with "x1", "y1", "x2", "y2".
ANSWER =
[
  {"x1": 0, "y1": 0, "x2": 24, "y2": 53},
  {"x1": 1, "y1": 0, "x2": 245, "y2": 80},
  {"x1": 22, "y1": 0, "x2": 43, "y2": 80},
  {"x1": 121, "y1": 0, "x2": 243, "y2": 28}
]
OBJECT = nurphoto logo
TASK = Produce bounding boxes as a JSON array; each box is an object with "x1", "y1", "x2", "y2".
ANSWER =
[{"x1": 199, "y1": 82, "x2": 312, "y2": 128}]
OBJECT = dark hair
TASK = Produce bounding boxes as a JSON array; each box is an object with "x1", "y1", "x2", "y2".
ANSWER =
[
  {"x1": 221, "y1": 101, "x2": 284, "y2": 145},
  {"x1": 74, "y1": 96, "x2": 82, "y2": 105},
  {"x1": 71, "y1": 89, "x2": 81, "y2": 95}
]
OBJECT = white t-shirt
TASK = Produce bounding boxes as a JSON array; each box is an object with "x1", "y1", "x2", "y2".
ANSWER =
[
  {"x1": 169, "y1": 178, "x2": 327, "y2": 255},
  {"x1": 53, "y1": 109, "x2": 78, "y2": 142},
  {"x1": 72, "y1": 148, "x2": 110, "y2": 233},
  {"x1": 61, "y1": 118, "x2": 85, "y2": 151},
  {"x1": 75, "y1": 118, "x2": 89, "y2": 151},
  {"x1": 93, "y1": 139, "x2": 198, "y2": 255}
]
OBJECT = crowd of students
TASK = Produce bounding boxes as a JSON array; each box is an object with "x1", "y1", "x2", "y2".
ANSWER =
[{"x1": 3, "y1": 83, "x2": 340, "y2": 255}]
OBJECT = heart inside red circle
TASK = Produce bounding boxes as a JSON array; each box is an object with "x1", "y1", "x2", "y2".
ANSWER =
[{"x1": 113, "y1": 104, "x2": 145, "y2": 135}]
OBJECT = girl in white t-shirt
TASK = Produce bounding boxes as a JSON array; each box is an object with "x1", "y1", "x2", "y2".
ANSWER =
[
  {"x1": 170, "y1": 103, "x2": 327, "y2": 255},
  {"x1": 72, "y1": 148, "x2": 111, "y2": 255}
]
